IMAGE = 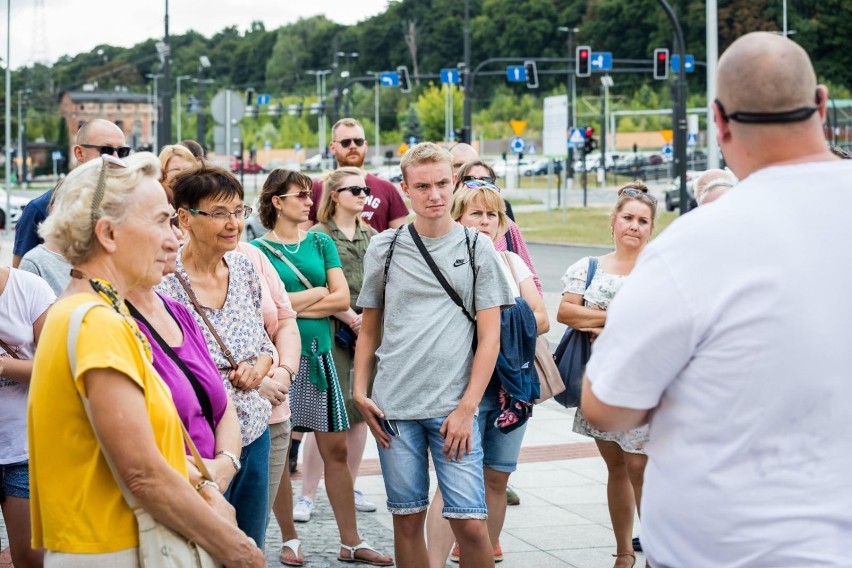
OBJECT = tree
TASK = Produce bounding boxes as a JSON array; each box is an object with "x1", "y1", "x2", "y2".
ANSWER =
[{"x1": 402, "y1": 105, "x2": 424, "y2": 143}]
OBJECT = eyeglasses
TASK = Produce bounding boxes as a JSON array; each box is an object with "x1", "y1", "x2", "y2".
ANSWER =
[
  {"x1": 335, "y1": 138, "x2": 365, "y2": 149},
  {"x1": 91, "y1": 154, "x2": 128, "y2": 226},
  {"x1": 621, "y1": 188, "x2": 658, "y2": 204},
  {"x1": 80, "y1": 143, "x2": 132, "y2": 158},
  {"x1": 714, "y1": 98, "x2": 818, "y2": 124},
  {"x1": 461, "y1": 175, "x2": 495, "y2": 185},
  {"x1": 277, "y1": 190, "x2": 312, "y2": 200},
  {"x1": 336, "y1": 185, "x2": 371, "y2": 197},
  {"x1": 187, "y1": 206, "x2": 252, "y2": 221},
  {"x1": 461, "y1": 179, "x2": 502, "y2": 193}
]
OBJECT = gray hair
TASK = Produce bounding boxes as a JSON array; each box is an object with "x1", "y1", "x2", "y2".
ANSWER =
[
  {"x1": 693, "y1": 169, "x2": 737, "y2": 205},
  {"x1": 39, "y1": 152, "x2": 161, "y2": 265}
]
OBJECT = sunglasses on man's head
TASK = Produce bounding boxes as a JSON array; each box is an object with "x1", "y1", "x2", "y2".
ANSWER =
[
  {"x1": 335, "y1": 138, "x2": 365, "y2": 149},
  {"x1": 80, "y1": 144, "x2": 132, "y2": 158},
  {"x1": 337, "y1": 185, "x2": 371, "y2": 197},
  {"x1": 461, "y1": 175, "x2": 495, "y2": 185},
  {"x1": 461, "y1": 179, "x2": 502, "y2": 193}
]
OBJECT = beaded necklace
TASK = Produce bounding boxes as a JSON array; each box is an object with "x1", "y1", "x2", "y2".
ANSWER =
[{"x1": 70, "y1": 269, "x2": 153, "y2": 362}]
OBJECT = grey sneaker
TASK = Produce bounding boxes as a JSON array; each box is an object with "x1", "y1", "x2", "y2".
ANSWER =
[
  {"x1": 354, "y1": 489, "x2": 377, "y2": 512},
  {"x1": 293, "y1": 496, "x2": 314, "y2": 522}
]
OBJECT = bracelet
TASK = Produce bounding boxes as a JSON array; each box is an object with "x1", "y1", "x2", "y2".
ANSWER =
[
  {"x1": 216, "y1": 449, "x2": 241, "y2": 473},
  {"x1": 195, "y1": 479, "x2": 220, "y2": 493},
  {"x1": 279, "y1": 364, "x2": 295, "y2": 378}
]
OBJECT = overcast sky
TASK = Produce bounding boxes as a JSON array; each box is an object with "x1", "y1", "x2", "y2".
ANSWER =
[{"x1": 2, "y1": 0, "x2": 391, "y2": 69}]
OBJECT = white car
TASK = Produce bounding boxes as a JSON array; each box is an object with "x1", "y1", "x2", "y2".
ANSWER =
[
  {"x1": 0, "y1": 189, "x2": 30, "y2": 229},
  {"x1": 491, "y1": 159, "x2": 532, "y2": 178}
]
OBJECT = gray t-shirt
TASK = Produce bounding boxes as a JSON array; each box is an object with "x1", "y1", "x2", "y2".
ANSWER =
[
  {"x1": 357, "y1": 223, "x2": 515, "y2": 419},
  {"x1": 18, "y1": 244, "x2": 71, "y2": 296}
]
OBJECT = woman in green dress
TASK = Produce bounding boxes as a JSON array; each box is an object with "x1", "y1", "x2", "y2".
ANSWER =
[
  {"x1": 299, "y1": 167, "x2": 380, "y2": 515},
  {"x1": 251, "y1": 169, "x2": 393, "y2": 566}
]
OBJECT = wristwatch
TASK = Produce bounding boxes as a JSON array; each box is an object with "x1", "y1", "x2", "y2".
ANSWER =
[{"x1": 217, "y1": 450, "x2": 241, "y2": 473}]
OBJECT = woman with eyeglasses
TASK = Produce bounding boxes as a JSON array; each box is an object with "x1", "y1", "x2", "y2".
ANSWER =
[
  {"x1": 157, "y1": 163, "x2": 276, "y2": 549},
  {"x1": 455, "y1": 161, "x2": 542, "y2": 296},
  {"x1": 251, "y1": 169, "x2": 393, "y2": 566},
  {"x1": 425, "y1": 181, "x2": 550, "y2": 566},
  {"x1": 29, "y1": 154, "x2": 265, "y2": 566},
  {"x1": 557, "y1": 182, "x2": 656, "y2": 568},
  {"x1": 297, "y1": 167, "x2": 380, "y2": 521}
]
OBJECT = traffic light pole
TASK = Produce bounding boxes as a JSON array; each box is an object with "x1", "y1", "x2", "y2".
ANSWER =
[
  {"x1": 462, "y1": 0, "x2": 472, "y2": 144},
  {"x1": 657, "y1": 0, "x2": 689, "y2": 215}
]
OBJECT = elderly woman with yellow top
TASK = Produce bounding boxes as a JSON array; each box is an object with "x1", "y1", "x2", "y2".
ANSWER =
[{"x1": 28, "y1": 153, "x2": 264, "y2": 567}]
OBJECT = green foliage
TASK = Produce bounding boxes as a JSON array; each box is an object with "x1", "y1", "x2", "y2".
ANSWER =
[{"x1": 415, "y1": 84, "x2": 463, "y2": 142}]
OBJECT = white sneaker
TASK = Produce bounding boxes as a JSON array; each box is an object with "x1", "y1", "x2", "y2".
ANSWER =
[
  {"x1": 293, "y1": 496, "x2": 314, "y2": 522},
  {"x1": 353, "y1": 489, "x2": 377, "y2": 512}
]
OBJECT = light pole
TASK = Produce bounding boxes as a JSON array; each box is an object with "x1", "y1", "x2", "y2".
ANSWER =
[
  {"x1": 196, "y1": 55, "x2": 211, "y2": 147},
  {"x1": 5, "y1": 0, "x2": 11, "y2": 227},
  {"x1": 17, "y1": 89, "x2": 30, "y2": 186},
  {"x1": 307, "y1": 69, "x2": 331, "y2": 158},
  {"x1": 367, "y1": 71, "x2": 381, "y2": 161},
  {"x1": 160, "y1": 0, "x2": 172, "y2": 148},
  {"x1": 146, "y1": 73, "x2": 163, "y2": 151},
  {"x1": 332, "y1": 50, "x2": 359, "y2": 124},
  {"x1": 600, "y1": 75, "x2": 613, "y2": 185},
  {"x1": 175, "y1": 75, "x2": 191, "y2": 142},
  {"x1": 558, "y1": 26, "x2": 580, "y2": 199}
]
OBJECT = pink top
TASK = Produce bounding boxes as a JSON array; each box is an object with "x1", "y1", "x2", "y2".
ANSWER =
[
  {"x1": 238, "y1": 243, "x2": 297, "y2": 423},
  {"x1": 494, "y1": 221, "x2": 542, "y2": 296}
]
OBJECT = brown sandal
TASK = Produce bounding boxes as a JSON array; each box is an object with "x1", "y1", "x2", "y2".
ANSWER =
[{"x1": 613, "y1": 552, "x2": 636, "y2": 568}]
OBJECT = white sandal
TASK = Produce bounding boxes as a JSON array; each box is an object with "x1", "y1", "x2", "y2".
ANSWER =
[
  {"x1": 280, "y1": 538, "x2": 304, "y2": 567},
  {"x1": 338, "y1": 541, "x2": 394, "y2": 566}
]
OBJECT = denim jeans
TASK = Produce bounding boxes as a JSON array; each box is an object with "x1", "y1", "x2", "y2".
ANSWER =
[
  {"x1": 377, "y1": 416, "x2": 487, "y2": 519},
  {"x1": 224, "y1": 427, "x2": 270, "y2": 547}
]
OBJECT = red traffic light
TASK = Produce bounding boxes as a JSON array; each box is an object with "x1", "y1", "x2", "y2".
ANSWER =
[
  {"x1": 653, "y1": 48, "x2": 669, "y2": 80},
  {"x1": 576, "y1": 45, "x2": 591, "y2": 77},
  {"x1": 585, "y1": 127, "x2": 594, "y2": 138}
]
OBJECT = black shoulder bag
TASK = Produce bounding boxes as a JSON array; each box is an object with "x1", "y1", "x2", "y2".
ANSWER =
[{"x1": 127, "y1": 300, "x2": 217, "y2": 435}]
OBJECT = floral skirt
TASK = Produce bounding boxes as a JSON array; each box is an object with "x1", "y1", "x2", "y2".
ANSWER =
[
  {"x1": 289, "y1": 347, "x2": 350, "y2": 433},
  {"x1": 573, "y1": 407, "x2": 648, "y2": 454}
]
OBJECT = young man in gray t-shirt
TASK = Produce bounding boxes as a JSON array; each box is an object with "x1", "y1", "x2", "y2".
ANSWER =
[{"x1": 355, "y1": 143, "x2": 514, "y2": 567}]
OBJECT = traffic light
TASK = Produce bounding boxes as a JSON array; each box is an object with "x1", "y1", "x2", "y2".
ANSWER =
[
  {"x1": 245, "y1": 88, "x2": 255, "y2": 106},
  {"x1": 524, "y1": 60, "x2": 539, "y2": 89},
  {"x1": 397, "y1": 66, "x2": 411, "y2": 93},
  {"x1": 583, "y1": 127, "x2": 598, "y2": 153},
  {"x1": 576, "y1": 46, "x2": 591, "y2": 77},
  {"x1": 654, "y1": 48, "x2": 669, "y2": 80}
]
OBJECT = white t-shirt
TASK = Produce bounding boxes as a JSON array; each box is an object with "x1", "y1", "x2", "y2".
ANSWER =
[
  {"x1": 586, "y1": 160, "x2": 852, "y2": 567},
  {"x1": 0, "y1": 268, "x2": 55, "y2": 463},
  {"x1": 498, "y1": 251, "x2": 533, "y2": 296}
]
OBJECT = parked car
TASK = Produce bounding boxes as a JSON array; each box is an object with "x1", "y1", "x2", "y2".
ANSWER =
[
  {"x1": 0, "y1": 189, "x2": 30, "y2": 230},
  {"x1": 522, "y1": 158, "x2": 564, "y2": 176},
  {"x1": 375, "y1": 165, "x2": 403, "y2": 183},
  {"x1": 244, "y1": 198, "x2": 265, "y2": 241},
  {"x1": 303, "y1": 154, "x2": 325, "y2": 170},
  {"x1": 230, "y1": 157, "x2": 265, "y2": 174},
  {"x1": 612, "y1": 155, "x2": 649, "y2": 179},
  {"x1": 664, "y1": 171, "x2": 701, "y2": 211},
  {"x1": 491, "y1": 159, "x2": 532, "y2": 178}
]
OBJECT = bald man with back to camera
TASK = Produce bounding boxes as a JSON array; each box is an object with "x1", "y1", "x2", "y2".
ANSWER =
[{"x1": 580, "y1": 32, "x2": 852, "y2": 566}]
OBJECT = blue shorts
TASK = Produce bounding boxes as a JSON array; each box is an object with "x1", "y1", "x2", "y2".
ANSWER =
[
  {"x1": 0, "y1": 460, "x2": 30, "y2": 500},
  {"x1": 477, "y1": 397, "x2": 528, "y2": 473},
  {"x1": 377, "y1": 417, "x2": 487, "y2": 519}
]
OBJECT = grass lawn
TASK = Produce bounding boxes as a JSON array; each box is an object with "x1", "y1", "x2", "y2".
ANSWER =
[{"x1": 514, "y1": 207, "x2": 678, "y2": 246}]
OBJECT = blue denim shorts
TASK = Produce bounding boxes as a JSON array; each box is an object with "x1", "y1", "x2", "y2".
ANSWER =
[
  {"x1": 0, "y1": 460, "x2": 30, "y2": 500},
  {"x1": 377, "y1": 417, "x2": 487, "y2": 519},
  {"x1": 477, "y1": 397, "x2": 528, "y2": 473}
]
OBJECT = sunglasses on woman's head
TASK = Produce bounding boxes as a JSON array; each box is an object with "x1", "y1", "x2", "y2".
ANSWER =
[
  {"x1": 335, "y1": 138, "x2": 366, "y2": 149},
  {"x1": 621, "y1": 188, "x2": 657, "y2": 203},
  {"x1": 336, "y1": 185, "x2": 371, "y2": 197},
  {"x1": 460, "y1": 175, "x2": 495, "y2": 185},
  {"x1": 461, "y1": 179, "x2": 502, "y2": 193}
]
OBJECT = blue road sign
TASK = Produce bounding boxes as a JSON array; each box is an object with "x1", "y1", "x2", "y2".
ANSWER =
[
  {"x1": 380, "y1": 72, "x2": 400, "y2": 87},
  {"x1": 256, "y1": 94, "x2": 271, "y2": 105},
  {"x1": 568, "y1": 127, "x2": 586, "y2": 148},
  {"x1": 440, "y1": 68, "x2": 460, "y2": 85},
  {"x1": 510, "y1": 136, "x2": 526, "y2": 154},
  {"x1": 590, "y1": 52, "x2": 613, "y2": 72},
  {"x1": 670, "y1": 54, "x2": 695, "y2": 73},
  {"x1": 506, "y1": 66, "x2": 527, "y2": 83},
  {"x1": 294, "y1": 142, "x2": 302, "y2": 152},
  {"x1": 687, "y1": 133, "x2": 697, "y2": 147},
  {"x1": 661, "y1": 143, "x2": 673, "y2": 157}
]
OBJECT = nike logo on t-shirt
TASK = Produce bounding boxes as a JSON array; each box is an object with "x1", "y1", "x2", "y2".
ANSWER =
[{"x1": 453, "y1": 259, "x2": 467, "y2": 267}]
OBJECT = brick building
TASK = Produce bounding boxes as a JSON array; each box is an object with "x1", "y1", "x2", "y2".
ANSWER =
[{"x1": 58, "y1": 90, "x2": 154, "y2": 167}]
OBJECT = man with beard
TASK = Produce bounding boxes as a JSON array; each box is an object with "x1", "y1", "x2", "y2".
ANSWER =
[{"x1": 307, "y1": 118, "x2": 408, "y2": 232}]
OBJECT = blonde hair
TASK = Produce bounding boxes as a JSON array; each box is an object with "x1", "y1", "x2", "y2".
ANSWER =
[
  {"x1": 400, "y1": 142, "x2": 452, "y2": 183},
  {"x1": 159, "y1": 144, "x2": 197, "y2": 173},
  {"x1": 613, "y1": 180, "x2": 657, "y2": 221},
  {"x1": 39, "y1": 152, "x2": 161, "y2": 265},
  {"x1": 316, "y1": 166, "x2": 365, "y2": 224},
  {"x1": 451, "y1": 186, "x2": 509, "y2": 237}
]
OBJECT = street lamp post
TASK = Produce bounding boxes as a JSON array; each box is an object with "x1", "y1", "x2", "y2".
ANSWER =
[
  {"x1": 5, "y1": 0, "x2": 11, "y2": 227},
  {"x1": 367, "y1": 72, "x2": 381, "y2": 161},
  {"x1": 558, "y1": 26, "x2": 580, "y2": 204},
  {"x1": 146, "y1": 73, "x2": 163, "y2": 151},
  {"x1": 196, "y1": 56, "x2": 211, "y2": 147},
  {"x1": 307, "y1": 70, "x2": 331, "y2": 159},
  {"x1": 175, "y1": 75, "x2": 191, "y2": 142},
  {"x1": 17, "y1": 89, "x2": 30, "y2": 187},
  {"x1": 333, "y1": 50, "x2": 359, "y2": 123}
]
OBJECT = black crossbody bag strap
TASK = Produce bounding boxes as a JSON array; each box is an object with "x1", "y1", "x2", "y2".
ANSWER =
[
  {"x1": 408, "y1": 224, "x2": 476, "y2": 323},
  {"x1": 126, "y1": 301, "x2": 217, "y2": 435}
]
